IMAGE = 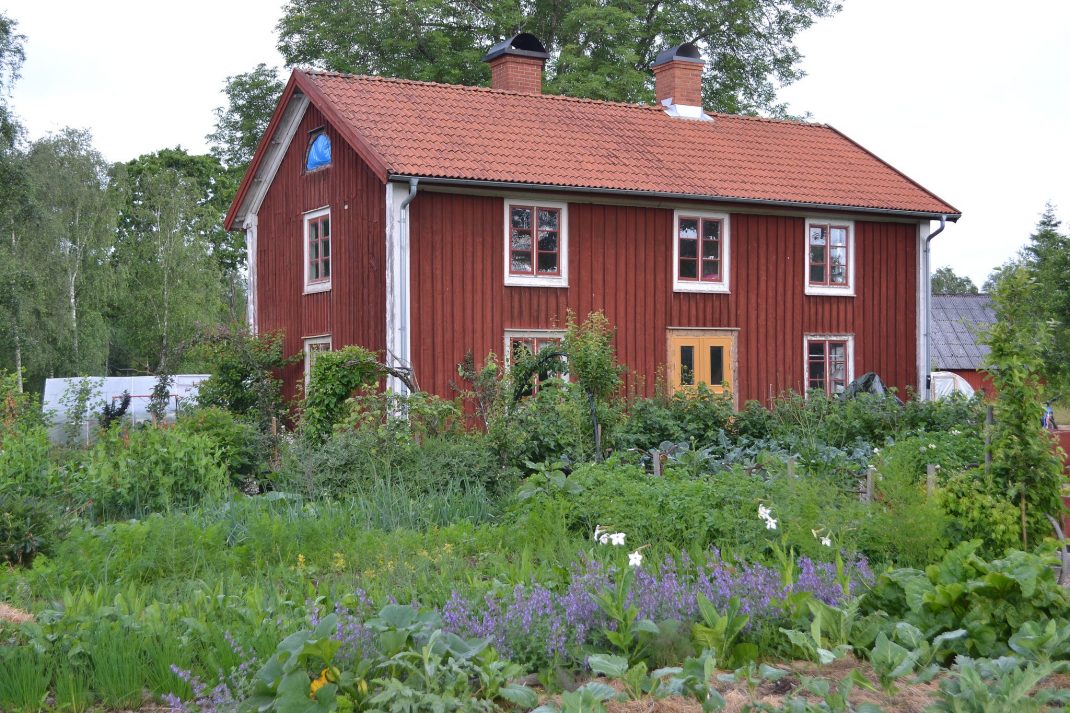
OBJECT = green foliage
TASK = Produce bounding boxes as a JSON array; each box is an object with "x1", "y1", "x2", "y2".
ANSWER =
[
  {"x1": 856, "y1": 458, "x2": 948, "y2": 569},
  {"x1": 277, "y1": 0, "x2": 840, "y2": 116},
  {"x1": 75, "y1": 425, "x2": 229, "y2": 519},
  {"x1": 938, "y1": 469, "x2": 1020, "y2": 559},
  {"x1": 0, "y1": 645, "x2": 50, "y2": 713},
  {"x1": 877, "y1": 430, "x2": 983, "y2": 484},
  {"x1": 592, "y1": 570, "x2": 660, "y2": 664},
  {"x1": 176, "y1": 406, "x2": 265, "y2": 487},
  {"x1": 984, "y1": 267, "x2": 1066, "y2": 545},
  {"x1": 242, "y1": 607, "x2": 536, "y2": 713},
  {"x1": 929, "y1": 656, "x2": 1070, "y2": 713},
  {"x1": 208, "y1": 63, "x2": 284, "y2": 170},
  {"x1": 0, "y1": 493, "x2": 56, "y2": 565},
  {"x1": 615, "y1": 385, "x2": 735, "y2": 451},
  {"x1": 691, "y1": 595, "x2": 756, "y2": 668},
  {"x1": 0, "y1": 424, "x2": 59, "y2": 497},
  {"x1": 192, "y1": 327, "x2": 294, "y2": 431},
  {"x1": 302, "y1": 345, "x2": 381, "y2": 442},
  {"x1": 931, "y1": 266, "x2": 979, "y2": 295},
  {"x1": 861, "y1": 542, "x2": 1070, "y2": 659}
]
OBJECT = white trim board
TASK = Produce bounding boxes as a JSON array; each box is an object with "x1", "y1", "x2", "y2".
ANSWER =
[
  {"x1": 234, "y1": 94, "x2": 311, "y2": 225},
  {"x1": 385, "y1": 182, "x2": 412, "y2": 393},
  {"x1": 243, "y1": 214, "x2": 258, "y2": 333}
]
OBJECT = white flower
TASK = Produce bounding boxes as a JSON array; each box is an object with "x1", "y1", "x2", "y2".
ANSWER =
[
  {"x1": 928, "y1": 444, "x2": 937, "y2": 450},
  {"x1": 935, "y1": 464, "x2": 942, "y2": 470},
  {"x1": 765, "y1": 517, "x2": 778, "y2": 531},
  {"x1": 950, "y1": 429, "x2": 961, "y2": 436},
  {"x1": 609, "y1": 532, "x2": 626, "y2": 546},
  {"x1": 873, "y1": 448, "x2": 880, "y2": 454},
  {"x1": 820, "y1": 536, "x2": 832, "y2": 547},
  {"x1": 593, "y1": 525, "x2": 603, "y2": 542},
  {"x1": 758, "y1": 504, "x2": 772, "y2": 520},
  {"x1": 628, "y1": 550, "x2": 643, "y2": 568},
  {"x1": 598, "y1": 533, "x2": 610, "y2": 545}
]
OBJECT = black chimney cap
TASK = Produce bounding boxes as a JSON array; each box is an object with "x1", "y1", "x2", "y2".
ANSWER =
[
  {"x1": 652, "y1": 42, "x2": 703, "y2": 67},
  {"x1": 482, "y1": 33, "x2": 550, "y2": 62}
]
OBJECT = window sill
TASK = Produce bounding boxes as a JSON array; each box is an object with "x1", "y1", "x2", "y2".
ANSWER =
[
  {"x1": 505, "y1": 275, "x2": 568, "y2": 288},
  {"x1": 673, "y1": 280, "x2": 730, "y2": 294},
  {"x1": 805, "y1": 285, "x2": 854, "y2": 297},
  {"x1": 303, "y1": 282, "x2": 332, "y2": 295}
]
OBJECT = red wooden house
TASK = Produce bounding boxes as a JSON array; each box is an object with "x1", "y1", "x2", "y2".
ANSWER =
[{"x1": 224, "y1": 34, "x2": 960, "y2": 405}]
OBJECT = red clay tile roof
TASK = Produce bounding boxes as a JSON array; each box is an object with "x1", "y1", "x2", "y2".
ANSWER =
[{"x1": 299, "y1": 70, "x2": 958, "y2": 217}]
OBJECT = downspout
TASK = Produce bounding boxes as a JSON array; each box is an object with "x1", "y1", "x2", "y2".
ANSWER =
[
  {"x1": 397, "y1": 178, "x2": 419, "y2": 392},
  {"x1": 924, "y1": 215, "x2": 947, "y2": 400}
]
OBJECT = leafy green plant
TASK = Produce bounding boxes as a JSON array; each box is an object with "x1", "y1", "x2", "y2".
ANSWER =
[
  {"x1": 0, "y1": 493, "x2": 56, "y2": 565},
  {"x1": 532, "y1": 682, "x2": 619, "y2": 713},
  {"x1": 745, "y1": 671, "x2": 882, "y2": 713},
  {"x1": 591, "y1": 570, "x2": 660, "y2": 665},
  {"x1": 1007, "y1": 619, "x2": 1070, "y2": 663},
  {"x1": 76, "y1": 425, "x2": 229, "y2": 519},
  {"x1": 867, "y1": 625, "x2": 965, "y2": 694},
  {"x1": 176, "y1": 405, "x2": 264, "y2": 487},
  {"x1": 929, "y1": 656, "x2": 1070, "y2": 713},
  {"x1": 860, "y1": 542, "x2": 1070, "y2": 659},
  {"x1": 516, "y1": 460, "x2": 583, "y2": 500},
  {"x1": 301, "y1": 345, "x2": 381, "y2": 442},
  {"x1": 691, "y1": 594, "x2": 757, "y2": 668}
]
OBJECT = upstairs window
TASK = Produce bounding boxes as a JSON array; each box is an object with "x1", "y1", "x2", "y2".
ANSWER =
[
  {"x1": 304, "y1": 207, "x2": 331, "y2": 293},
  {"x1": 306, "y1": 132, "x2": 331, "y2": 171},
  {"x1": 673, "y1": 211, "x2": 730, "y2": 293},
  {"x1": 504, "y1": 200, "x2": 568, "y2": 287},
  {"x1": 805, "y1": 219, "x2": 854, "y2": 295},
  {"x1": 805, "y1": 335, "x2": 853, "y2": 396}
]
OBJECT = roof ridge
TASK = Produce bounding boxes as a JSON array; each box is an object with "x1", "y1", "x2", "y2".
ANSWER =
[{"x1": 298, "y1": 68, "x2": 830, "y2": 127}]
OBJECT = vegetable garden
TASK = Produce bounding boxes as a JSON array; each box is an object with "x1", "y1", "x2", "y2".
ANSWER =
[{"x1": 1, "y1": 312, "x2": 1068, "y2": 712}]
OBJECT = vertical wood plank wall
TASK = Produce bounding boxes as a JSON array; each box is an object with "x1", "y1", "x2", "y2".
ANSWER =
[
  {"x1": 408, "y1": 193, "x2": 918, "y2": 404},
  {"x1": 255, "y1": 104, "x2": 386, "y2": 401}
]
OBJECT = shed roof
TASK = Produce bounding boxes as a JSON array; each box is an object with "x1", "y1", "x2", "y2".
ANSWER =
[
  {"x1": 931, "y1": 294, "x2": 995, "y2": 370},
  {"x1": 227, "y1": 70, "x2": 960, "y2": 229}
]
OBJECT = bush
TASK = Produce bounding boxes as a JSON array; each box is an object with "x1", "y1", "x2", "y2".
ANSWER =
[
  {"x1": 0, "y1": 494, "x2": 56, "y2": 565},
  {"x1": 0, "y1": 425, "x2": 60, "y2": 498},
  {"x1": 615, "y1": 385, "x2": 735, "y2": 451},
  {"x1": 856, "y1": 459, "x2": 949, "y2": 568},
  {"x1": 175, "y1": 406, "x2": 265, "y2": 487},
  {"x1": 274, "y1": 427, "x2": 512, "y2": 501},
  {"x1": 878, "y1": 429, "x2": 984, "y2": 484},
  {"x1": 939, "y1": 469, "x2": 1020, "y2": 558},
  {"x1": 75, "y1": 426, "x2": 229, "y2": 519},
  {"x1": 488, "y1": 379, "x2": 598, "y2": 469},
  {"x1": 301, "y1": 345, "x2": 380, "y2": 441}
]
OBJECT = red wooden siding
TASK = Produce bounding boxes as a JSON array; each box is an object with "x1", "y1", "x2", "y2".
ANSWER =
[
  {"x1": 409, "y1": 193, "x2": 919, "y2": 403},
  {"x1": 254, "y1": 104, "x2": 386, "y2": 401}
]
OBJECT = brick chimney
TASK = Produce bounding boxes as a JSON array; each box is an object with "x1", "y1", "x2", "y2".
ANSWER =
[
  {"x1": 483, "y1": 33, "x2": 549, "y2": 94},
  {"x1": 652, "y1": 42, "x2": 705, "y2": 109}
]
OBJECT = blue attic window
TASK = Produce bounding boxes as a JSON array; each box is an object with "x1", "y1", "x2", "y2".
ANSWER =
[{"x1": 306, "y1": 132, "x2": 331, "y2": 171}]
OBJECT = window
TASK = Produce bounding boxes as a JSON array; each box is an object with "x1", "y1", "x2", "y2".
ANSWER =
[
  {"x1": 673, "y1": 211, "x2": 730, "y2": 293},
  {"x1": 504, "y1": 200, "x2": 568, "y2": 287},
  {"x1": 306, "y1": 132, "x2": 331, "y2": 171},
  {"x1": 805, "y1": 219, "x2": 854, "y2": 295},
  {"x1": 804, "y1": 335, "x2": 853, "y2": 396},
  {"x1": 303, "y1": 207, "x2": 331, "y2": 293},
  {"x1": 303, "y1": 335, "x2": 332, "y2": 388},
  {"x1": 504, "y1": 329, "x2": 567, "y2": 392}
]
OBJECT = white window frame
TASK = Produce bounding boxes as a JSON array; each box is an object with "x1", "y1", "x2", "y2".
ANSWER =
[
  {"x1": 803, "y1": 333, "x2": 855, "y2": 397},
  {"x1": 303, "y1": 206, "x2": 332, "y2": 294},
  {"x1": 503, "y1": 329, "x2": 567, "y2": 367},
  {"x1": 673, "y1": 210, "x2": 731, "y2": 293},
  {"x1": 503, "y1": 199, "x2": 569, "y2": 288},
  {"x1": 804, "y1": 218, "x2": 855, "y2": 296},
  {"x1": 303, "y1": 334, "x2": 332, "y2": 388}
]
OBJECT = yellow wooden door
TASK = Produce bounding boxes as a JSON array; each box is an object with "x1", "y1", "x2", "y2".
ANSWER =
[{"x1": 667, "y1": 330, "x2": 736, "y2": 398}]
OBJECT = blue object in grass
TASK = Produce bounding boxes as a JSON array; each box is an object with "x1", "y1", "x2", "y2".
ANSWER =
[{"x1": 306, "y1": 133, "x2": 331, "y2": 171}]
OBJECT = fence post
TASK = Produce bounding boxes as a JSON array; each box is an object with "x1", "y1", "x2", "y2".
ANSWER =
[
  {"x1": 927, "y1": 464, "x2": 937, "y2": 497},
  {"x1": 652, "y1": 450, "x2": 662, "y2": 477},
  {"x1": 864, "y1": 467, "x2": 875, "y2": 503},
  {"x1": 787, "y1": 455, "x2": 796, "y2": 479}
]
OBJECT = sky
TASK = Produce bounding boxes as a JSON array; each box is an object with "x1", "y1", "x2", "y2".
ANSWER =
[{"x1": 5, "y1": 0, "x2": 1069, "y2": 287}]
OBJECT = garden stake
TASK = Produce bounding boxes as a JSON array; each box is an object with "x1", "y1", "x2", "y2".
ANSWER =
[{"x1": 926, "y1": 464, "x2": 936, "y2": 497}]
